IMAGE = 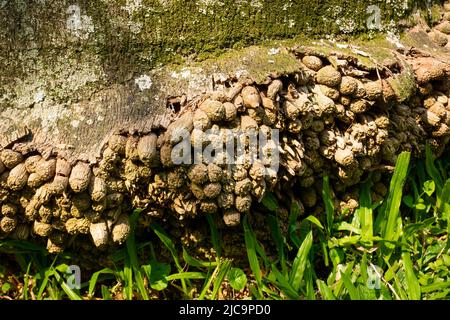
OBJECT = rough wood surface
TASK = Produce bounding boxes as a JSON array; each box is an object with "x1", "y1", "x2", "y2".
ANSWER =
[{"x1": 0, "y1": 0, "x2": 433, "y2": 162}]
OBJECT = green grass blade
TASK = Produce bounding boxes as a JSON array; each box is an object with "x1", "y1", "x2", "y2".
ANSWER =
[
  {"x1": 88, "y1": 268, "x2": 115, "y2": 297},
  {"x1": 360, "y1": 254, "x2": 368, "y2": 285},
  {"x1": 288, "y1": 200, "x2": 302, "y2": 248},
  {"x1": 37, "y1": 257, "x2": 58, "y2": 300},
  {"x1": 332, "y1": 261, "x2": 354, "y2": 298},
  {"x1": 206, "y1": 215, "x2": 222, "y2": 258},
  {"x1": 319, "y1": 233, "x2": 329, "y2": 267},
  {"x1": 384, "y1": 259, "x2": 407, "y2": 300},
  {"x1": 304, "y1": 215, "x2": 325, "y2": 230},
  {"x1": 438, "y1": 179, "x2": 450, "y2": 247},
  {"x1": 150, "y1": 223, "x2": 182, "y2": 271},
  {"x1": 403, "y1": 217, "x2": 435, "y2": 239},
  {"x1": 23, "y1": 261, "x2": 32, "y2": 300},
  {"x1": 182, "y1": 248, "x2": 218, "y2": 268},
  {"x1": 166, "y1": 272, "x2": 206, "y2": 281},
  {"x1": 428, "y1": 290, "x2": 450, "y2": 300},
  {"x1": 328, "y1": 235, "x2": 362, "y2": 247},
  {"x1": 52, "y1": 268, "x2": 82, "y2": 300},
  {"x1": 289, "y1": 230, "x2": 313, "y2": 291},
  {"x1": 243, "y1": 215, "x2": 262, "y2": 289},
  {"x1": 416, "y1": 161, "x2": 427, "y2": 188},
  {"x1": 267, "y1": 215, "x2": 286, "y2": 274},
  {"x1": 198, "y1": 259, "x2": 230, "y2": 300},
  {"x1": 59, "y1": 280, "x2": 83, "y2": 300},
  {"x1": 254, "y1": 239, "x2": 270, "y2": 269},
  {"x1": 142, "y1": 265, "x2": 152, "y2": 281},
  {"x1": 438, "y1": 178, "x2": 450, "y2": 212},
  {"x1": 261, "y1": 192, "x2": 279, "y2": 211},
  {"x1": 198, "y1": 270, "x2": 215, "y2": 300},
  {"x1": 337, "y1": 221, "x2": 361, "y2": 234},
  {"x1": 37, "y1": 269, "x2": 53, "y2": 300},
  {"x1": 210, "y1": 259, "x2": 232, "y2": 300},
  {"x1": 360, "y1": 179, "x2": 373, "y2": 246},
  {"x1": 269, "y1": 265, "x2": 300, "y2": 299},
  {"x1": 401, "y1": 252, "x2": 421, "y2": 300},
  {"x1": 341, "y1": 272, "x2": 360, "y2": 300},
  {"x1": 150, "y1": 222, "x2": 187, "y2": 296},
  {"x1": 126, "y1": 210, "x2": 149, "y2": 300},
  {"x1": 316, "y1": 279, "x2": 336, "y2": 300},
  {"x1": 101, "y1": 285, "x2": 112, "y2": 300},
  {"x1": 421, "y1": 281, "x2": 450, "y2": 293},
  {"x1": 0, "y1": 240, "x2": 46, "y2": 254},
  {"x1": 425, "y1": 143, "x2": 443, "y2": 194},
  {"x1": 357, "y1": 284, "x2": 377, "y2": 300},
  {"x1": 133, "y1": 266, "x2": 147, "y2": 299},
  {"x1": 125, "y1": 210, "x2": 140, "y2": 267},
  {"x1": 381, "y1": 151, "x2": 410, "y2": 259},
  {"x1": 323, "y1": 176, "x2": 334, "y2": 235},
  {"x1": 383, "y1": 260, "x2": 400, "y2": 282},
  {"x1": 304, "y1": 261, "x2": 315, "y2": 300},
  {"x1": 123, "y1": 255, "x2": 133, "y2": 300}
]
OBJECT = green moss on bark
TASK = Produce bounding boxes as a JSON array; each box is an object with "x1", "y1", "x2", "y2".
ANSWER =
[
  {"x1": 0, "y1": 0, "x2": 425, "y2": 76},
  {"x1": 0, "y1": 0, "x2": 442, "y2": 122}
]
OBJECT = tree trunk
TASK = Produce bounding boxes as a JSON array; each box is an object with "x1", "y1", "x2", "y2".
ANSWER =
[
  {"x1": 0, "y1": 0, "x2": 449, "y2": 251},
  {"x1": 0, "y1": 0, "x2": 439, "y2": 160}
]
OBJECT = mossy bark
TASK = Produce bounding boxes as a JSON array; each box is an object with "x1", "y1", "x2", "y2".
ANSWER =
[{"x1": 0, "y1": 0, "x2": 444, "y2": 161}]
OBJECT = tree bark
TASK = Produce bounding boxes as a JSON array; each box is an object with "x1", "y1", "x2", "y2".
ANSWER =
[{"x1": 0, "y1": 0, "x2": 436, "y2": 161}]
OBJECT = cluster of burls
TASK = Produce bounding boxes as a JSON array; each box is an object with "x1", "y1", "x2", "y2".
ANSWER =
[
  {"x1": 0, "y1": 27, "x2": 450, "y2": 253},
  {"x1": 428, "y1": 1, "x2": 450, "y2": 49}
]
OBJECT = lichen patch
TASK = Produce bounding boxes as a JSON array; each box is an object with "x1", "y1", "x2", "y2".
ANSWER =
[{"x1": 135, "y1": 75, "x2": 153, "y2": 91}]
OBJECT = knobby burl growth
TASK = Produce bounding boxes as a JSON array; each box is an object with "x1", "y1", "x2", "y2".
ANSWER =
[{"x1": 1, "y1": 9, "x2": 450, "y2": 254}]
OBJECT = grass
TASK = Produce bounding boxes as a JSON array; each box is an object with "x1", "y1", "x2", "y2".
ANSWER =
[{"x1": 1, "y1": 148, "x2": 450, "y2": 300}]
